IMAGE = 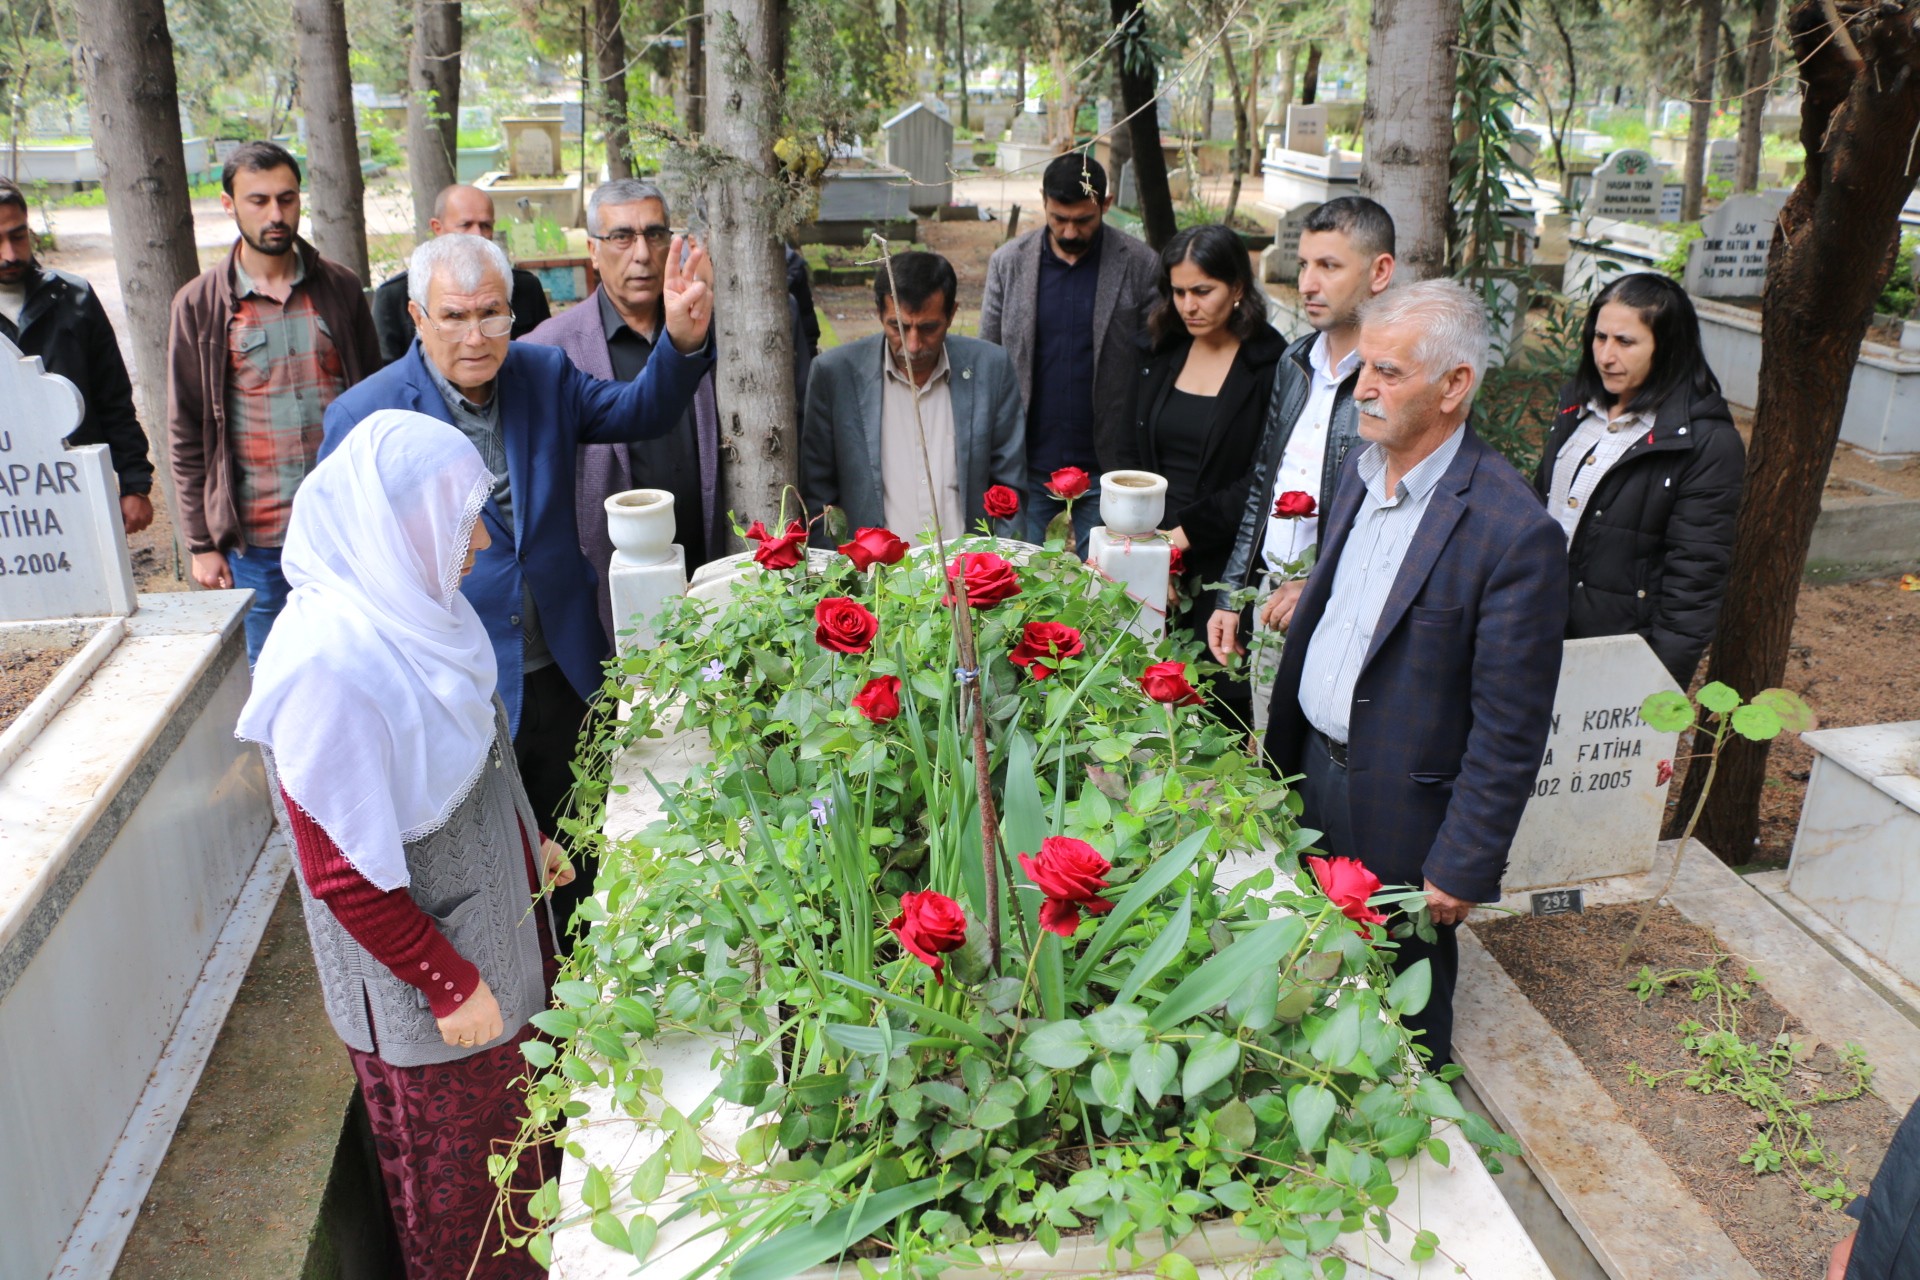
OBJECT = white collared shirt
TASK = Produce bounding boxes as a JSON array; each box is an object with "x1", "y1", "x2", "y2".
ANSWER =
[
  {"x1": 1547, "y1": 400, "x2": 1653, "y2": 542},
  {"x1": 1263, "y1": 331, "x2": 1360, "y2": 572},
  {"x1": 879, "y1": 343, "x2": 961, "y2": 545}
]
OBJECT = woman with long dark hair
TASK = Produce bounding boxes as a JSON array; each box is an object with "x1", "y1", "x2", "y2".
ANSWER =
[
  {"x1": 1537, "y1": 272, "x2": 1745, "y2": 684},
  {"x1": 1120, "y1": 224, "x2": 1285, "y2": 729}
]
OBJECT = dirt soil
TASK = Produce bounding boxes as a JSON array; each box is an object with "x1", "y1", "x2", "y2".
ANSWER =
[
  {"x1": 1826, "y1": 440, "x2": 1920, "y2": 500},
  {"x1": 1476, "y1": 904, "x2": 1896, "y2": 1280},
  {"x1": 0, "y1": 643, "x2": 77, "y2": 733}
]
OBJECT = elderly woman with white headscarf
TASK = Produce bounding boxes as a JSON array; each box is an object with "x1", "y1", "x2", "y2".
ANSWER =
[{"x1": 238, "y1": 409, "x2": 571, "y2": 1279}]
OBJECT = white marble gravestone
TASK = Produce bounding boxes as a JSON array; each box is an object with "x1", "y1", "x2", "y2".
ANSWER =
[
  {"x1": 1583, "y1": 149, "x2": 1665, "y2": 222},
  {"x1": 1502, "y1": 635, "x2": 1683, "y2": 892},
  {"x1": 1009, "y1": 110, "x2": 1048, "y2": 145},
  {"x1": 1261, "y1": 202, "x2": 1322, "y2": 284},
  {"x1": 502, "y1": 117, "x2": 563, "y2": 178},
  {"x1": 1284, "y1": 104, "x2": 1328, "y2": 156},
  {"x1": 1684, "y1": 193, "x2": 1779, "y2": 298},
  {"x1": 0, "y1": 336, "x2": 136, "y2": 622},
  {"x1": 1706, "y1": 138, "x2": 1738, "y2": 183}
]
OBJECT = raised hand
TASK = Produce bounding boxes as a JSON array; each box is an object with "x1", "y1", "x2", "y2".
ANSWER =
[{"x1": 662, "y1": 233, "x2": 713, "y2": 354}]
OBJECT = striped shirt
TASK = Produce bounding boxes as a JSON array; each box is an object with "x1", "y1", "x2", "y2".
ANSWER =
[
  {"x1": 227, "y1": 253, "x2": 345, "y2": 547},
  {"x1": 1298, "y1": 425, "x2": 1466, "y2": 744}
]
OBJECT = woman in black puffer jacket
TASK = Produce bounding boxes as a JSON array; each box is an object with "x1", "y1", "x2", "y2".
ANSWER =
[{"x1": 1534, "y1": 272, "x2": 1745, "y2": 686}]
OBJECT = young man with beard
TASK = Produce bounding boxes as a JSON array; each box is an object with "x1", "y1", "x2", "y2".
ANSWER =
[
  {"x1": 1207, "y1": 198, "x2": 1395, "y2": 690},
  {"x1": 167, "y1": 142, "x2": 380, "y2": 660},
  {"x1": 0, "y1": 178, "x2": 155, "y2": 536}
]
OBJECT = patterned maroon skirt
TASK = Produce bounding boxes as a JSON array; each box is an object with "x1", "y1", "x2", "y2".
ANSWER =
[{"x1": 349, "y1": 1026, "x2": 555, "y2": 1280}]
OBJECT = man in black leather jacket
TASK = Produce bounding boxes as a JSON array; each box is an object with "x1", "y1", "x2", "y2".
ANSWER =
[
  {"x1": 1207, "y1": 197, "x2": 1395, "y2": 667},
  {"x1": 0, "y1": 179, "x2": 156, "y2": 534}
]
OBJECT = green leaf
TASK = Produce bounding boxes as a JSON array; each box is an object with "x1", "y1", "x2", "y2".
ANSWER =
[
  {"x1": 1001, "y1": 733, "x2": 1048, "y2": 862},
  {"x1": 628, "y1": 1214, "x2": 659, "y2": 1261},
  {"x1": 1156, "y1": 1253, "x2": 1202, "y2": 1280},
  {"x1": 1274, "y1": 982, "x2": 1315, "y2": 1023},
  {"x1": 591, "y1": 1209, "x2": 630, "y2": 1253},
  {"x1": 1090, "y1": 1057, "x2": 1134, "y2": 1111},
  {"x1": 824, "y1": 1024, "x2": 892, "y2": 1055},
  {"x1": 737, "y1": 1122, "x2": 779, "y2": 1165},
  {"x1": 1084, "y1": 1003, "x2": 1150, "y2": 1053},
  {"x1": 1020, "y1": 1019, "x2": 1093, "y2": 1069},
  {"x1": 581, "y1": 1164, "x2": 611, "y2": 1212},
  {"x1": 1730, "y1": 702, "x2": 1784, "y2": 742},
  {"x1": 1228, "y1": 962, "x2": 1281, "y2": 1032},
  {"x1": 730, "y1": 1178, "x2": 947, "y2": 1280},
  {"x1": 1308, "y1": 1001, "x2": 1362, "y2": 1066},
  {"x1": 1425, "y1": 1137, "x2": 1452, "y2": 1168},
  {"x1": 937, "y1": 1126, "x2": 983, "y2": 1159},
  {"x1": 822, "y1": 973, "x2": 999, "y2": 1052},
  {"x1": 1148, "y1": 917, "x2": 1306, "y2": 1030},
  {"x1": 1412, "y1": 1074, "x2": 1467, "y2": 1121},
  {"x1": 1752, "y1": 687, "x2": 1816, "y2": 732},
  {"x1": 629, "y1": 1149, "x2": 668, "y2": 1201},
  {"x1": 1213, "y1": 1097, "x2": 1258, "y2": 1152},
  {"x1": 1387, "y1": 959, "x2": 1432, "y2": 1016},
  {"x1": 1696, "y1": 681, "x2": 1741, "y2": 714},
  {"x1": 1639, "y1": 690, "x2": 1695, "y2": 733},
  {"x1": 1131, "y1": 1042, "x2": 1179, "y2": 1106},
  {"x1": 1182, "y1": 1032, "x2": 1241, "y2": 1097},
  {"x1": 1113, "y1": 890, "x2": 1194, "y2": 1007},
  {"x1": 719, "y1": 1052, "x2": 778, "y2": 1107},
  {"x1": 1069, "y1": 830, "x2": 1209, "y2": 991},
  {"x1": 1288, "y1": 1083, "x2": 1336, "y2": 1152},
  {"x1": 520, "y1": 1039, "x2": 557, "y2": 1069},
  {"x1": 552, "y1": 979, "x2": 601, "y2": 1008}
]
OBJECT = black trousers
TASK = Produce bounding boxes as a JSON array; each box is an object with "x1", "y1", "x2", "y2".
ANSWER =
[
  {"x1": 1297, "y1": 726, "x2": 1461, "y2": 1072},
  {"x1": 515, "y1": 663, "x2": 596, "y2": 936}
]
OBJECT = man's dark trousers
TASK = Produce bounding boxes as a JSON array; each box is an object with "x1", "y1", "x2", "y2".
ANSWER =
[
  {"x1": 1297, "y1": 725, "x2": 1461, "y2": 1072},
  {"x1": 517, "y1": 663, "x2": 595, "y2": 934}
]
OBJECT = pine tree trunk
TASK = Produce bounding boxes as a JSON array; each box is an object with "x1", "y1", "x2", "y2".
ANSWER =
[
  {"x1": 1302, "y1": 42, "x2": 1322, "y2": 105},
  {"x1": 597, "y1": 0, "x2": 633, "y2": 180},
  {"x1": 70, "y1": 0, "x2": 195, "y2": 565},
  {"x1": 407, "y1": 0, "x2": 461, "y2": 236},
  {"x1": 1110, "y1": 0, "x2": 1176, "y2": 248},
  {"x1": 1735, "y1": 0, "x2": 1778, "y2": 191},
  {"x1": 1673, "y1": 0, "x2": 1920, "y2": 860},
  {"x1": 686, "y1": 5, "x2": 706, "y2": 135},
  {"x1": 293, "y1": 0, "x2": 369, "y2": 284},
  {"x1": 1360, "y1": 0, "x2": 1462, "y2": 281},
  {"x1": 704, "y1": 0, "x2": 798, "y2": 528},
  {"x1": 1681, "y1": 0, "x2": 1723, "y2": 221}
]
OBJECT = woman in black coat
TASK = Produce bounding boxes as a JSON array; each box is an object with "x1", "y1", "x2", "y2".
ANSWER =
[
  {"x1": 1120, "y1": 224, "x2": 1285, "y2": 730},
  {"x1": 1535, "y1": 272, "x2": 1745, "y2": 685}
]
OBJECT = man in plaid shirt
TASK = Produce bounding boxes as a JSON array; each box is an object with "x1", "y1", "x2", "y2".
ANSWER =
[{"x1": 167, "y1": 141, "x2": 381, "y2": 661}]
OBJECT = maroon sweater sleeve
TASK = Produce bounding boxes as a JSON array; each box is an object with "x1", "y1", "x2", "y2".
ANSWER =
[{"x1": 281, "y1": 788, "x2": 480, "y2": 1018}]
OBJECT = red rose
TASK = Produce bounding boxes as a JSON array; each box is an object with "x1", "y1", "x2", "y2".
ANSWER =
[
  {"x1": 888, "y1": 889, "x2": 969, "y2": 982},
  {"x1": 1019, "y1": 836, "x2": 1116, "y2": 938},
  {"x1": 814, "y1": 596, "x2": 879, "y2": 653},
  {"x1": 752, "y1": 520, "x2": 808, "y2": 570},
  {"x1": 852, "y1": 674, "x2": 902, "y2": 722},
  {"x1": 983, "y1": 485, "x2": 1021, "y2": 520},
  {"x1": 1306, "y1": 855, "x2": 1388, "y2": 938},
  {"x1": 838, "y1": 527, "x2": 909, "y2": 570},
  {"x1": 1168, "y1": 544, "x2": 1186, "y2": 575},
  {"x1": 1008, "y1": 621, "x2": 1084, "y2": 680},
  {"x1": 942, "y1": 552, "x2": 1022, "y2": 608},
  {"x1": 1273, "y1": 490, "x2": 1317, "y2": 520},
  {"x1": 743, "y1": 520, "x2": 769, "y2": 542},
  {"x1": 1046, "y1": 467, "x2": 1092, "y2": 501},
  {"x1": 1139, "y1": 660, "x2": 1203, "y2": 706},
  {"x1": 1656, "y1": 759, "x2": 1674, "y2": 786}
]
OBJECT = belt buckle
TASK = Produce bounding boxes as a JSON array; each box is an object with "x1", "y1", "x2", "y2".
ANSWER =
[{"x1": 1327, "y1": 735, "x2": 1349, "y2": 768}]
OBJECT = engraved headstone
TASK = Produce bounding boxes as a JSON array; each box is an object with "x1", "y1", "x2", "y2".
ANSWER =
[
  {"x1": 1706, "y1": 138, "x2": 1738, "y2": 183},
  {"x1": 1658, "y1": 182, "x2": 1683, "y2": 222},
  {"x1": 1683, "y1": 193, "x2": 1780, "y2": 298},
  {"x1": 1116, "y1": 160, "x2": 1138, "y2": 211},
  {"x1": 1096, "y1": 99, "x2": 1114, "y2": 134},
  {"x1": 1502, "y1": 635, "x2": 1683, "y2": 892},
  {"x1": 1010, "y1": 111, "x2": 1048, "y2": 144},
  {"x1": 1583, "y1": 149, "x2": 1665, "y2": 221},
  {"x1": 1285, "y1": 104, "x2": 1328, "y2": 156},
  {"x1": 1660, "y1": 100, "x2": 1690, "y2": 131},
  {"x1": 0, "y1": 335, "x2": 136, "y2": 621},
  {"x1": 502, "y1": 117, "x2": 563, "y2": 178},
  {"x1": 1263, "y1": 202, "x2": 1322, "y2": 284}
]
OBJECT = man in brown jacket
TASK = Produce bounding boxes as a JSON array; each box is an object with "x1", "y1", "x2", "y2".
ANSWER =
[{"x1": 168, "y1": 140, "x2": 380, "y2": 661}]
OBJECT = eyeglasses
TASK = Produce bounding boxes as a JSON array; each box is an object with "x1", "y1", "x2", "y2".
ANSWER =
[
  {"x1": 589, "y1": 227, "x2": 674, "y2": 252},
  {"x1": 425, "y1": 312, "x2": 515, "y2": 341}
]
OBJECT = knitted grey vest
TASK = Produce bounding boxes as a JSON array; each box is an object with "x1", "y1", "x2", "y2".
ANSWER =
[{"x1": 266, "y1": 709, "x2": 553, "y2": 1068}]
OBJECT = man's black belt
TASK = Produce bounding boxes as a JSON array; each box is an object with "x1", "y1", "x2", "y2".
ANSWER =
[{"x1": 1310, "y1": 726, "x2": 1349, "y2": 769}]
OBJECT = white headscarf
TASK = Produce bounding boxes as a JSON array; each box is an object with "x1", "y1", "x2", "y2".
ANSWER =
[{"x1": 238, "y1": 410, "x2": 499, "y2": 891}]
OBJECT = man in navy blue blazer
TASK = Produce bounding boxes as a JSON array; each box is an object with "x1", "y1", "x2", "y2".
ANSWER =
[
  {"x1": 1264, "y1": 279, "x2": 1567, "y2": 1072},
  {"x1": 321, "y1": 232, "x2": 712, "y2": 928}
]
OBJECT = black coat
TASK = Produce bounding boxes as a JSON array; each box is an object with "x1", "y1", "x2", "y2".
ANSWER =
[
  {"x1": 1119, "y1": 321, "x2": 1286, "y2": 584},
  {"x1": 2, "y1": 267, "x2": 154, "y2": 494},
  {"x1": 371, "y1": 266, "x2": 552, "y2": 366},
  {"x1": 1533, "y1": 383, "x2": 1745, "y2": 685}
]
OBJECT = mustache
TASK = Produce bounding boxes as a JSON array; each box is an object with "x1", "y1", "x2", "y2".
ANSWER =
[{"x1": 1357, "y1": 399, "x2": 1387, "y2": 420}]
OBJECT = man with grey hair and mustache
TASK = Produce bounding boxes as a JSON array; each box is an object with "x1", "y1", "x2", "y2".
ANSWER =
[
  {"x1": 1263, "y1": 278, "x2": 1567, "y2": 1073},
  {"x1": 319, "y1": 229, "x2": 713, "y2": 933}
]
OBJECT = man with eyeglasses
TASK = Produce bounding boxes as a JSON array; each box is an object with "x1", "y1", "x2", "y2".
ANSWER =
[
  {"x1": 319, "y1": 231, "x2": 713, "y2": 933},
  {"x1": 369, "y1": 183, "x2": 552, "y2": 366}
]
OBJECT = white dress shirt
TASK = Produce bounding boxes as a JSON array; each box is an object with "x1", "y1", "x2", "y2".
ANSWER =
[
  {"x1": 1298, "y1": 426, "x2": 1467, "y2": 744},
  {"x1": 1263, "y1": 331, "x2": 1361, "y2": 572},
  {"x1": 1546, "y1": 400, "x2": 1652, "y2": 542},
  {"x1": 879, "y1": 343, "x2": 962, "y2": 545}
]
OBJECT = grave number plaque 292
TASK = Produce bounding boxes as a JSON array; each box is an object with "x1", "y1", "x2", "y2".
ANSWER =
[{"x1": 0, "y1": 335, "x2": 137, "y2": 621}]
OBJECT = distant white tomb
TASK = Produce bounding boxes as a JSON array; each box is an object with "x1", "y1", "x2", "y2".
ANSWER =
[
  {"x1": 1583, "y1": 149, "x2": 1668, "y2": 223},
  {"x1": 1683, "y1": 193, "x2": 1784, "y2": 299}
]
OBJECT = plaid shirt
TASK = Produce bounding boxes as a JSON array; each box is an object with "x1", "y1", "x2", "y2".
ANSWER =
[{"x1": 226, "y1": 254, "x2": 346, "y2": 547}]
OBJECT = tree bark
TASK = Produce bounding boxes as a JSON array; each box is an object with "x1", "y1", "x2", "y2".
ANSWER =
[
  {"x1": 686, "y1": 4, "x2": 706, "y2": 135},
  {"x1": 1681, "y1": 0, "x2": 1723, "y2": 220},
  {"x1": 1360, "y1": 0, "x2": 1463, "y2": 281},
  {"x1": 1301, "y1": 42, "x2": 1323, "y2": 105},
  {"x1": 597, "y1": 0, "x2": 633, "y2": 180},
  {"x1": 1673, "y1": 0, "x2": 1920, "y2": 860},
  {"x1": 1110, "y1": 0, "x2": 1176, "y2": 248},
  {"x1": 956, "y1": 0, "x2": 970, "y2": 131},
  {"x1": 1276, "y1": 43, "x2": 1297, "y2": 118},
  {"x1": 70, "y1": 0, "x2": 195, "y2": 566},
  {"x1": 1220, "y1": 33, "x2": 1249, "y2": 223},
  {"x1": 407, "y1": 0, "x2": 461, "y2": 237},
  {"x1": 703, "y1": 0, "x2": 798, "y2": 527},
  {"x1": 293, "y1": 0, "x2": 369, "y2": 284},
  {"x1": 1735, "y1": 0, "x2": 1778, "y2": 191}
]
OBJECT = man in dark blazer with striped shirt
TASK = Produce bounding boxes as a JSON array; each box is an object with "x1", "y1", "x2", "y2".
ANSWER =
[{"x1": 1265, "y1": 280, "x2": 1567, "y2": 1072}]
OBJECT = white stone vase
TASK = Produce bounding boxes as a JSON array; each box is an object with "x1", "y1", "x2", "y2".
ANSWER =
[
  {"x1": 1098, "y1": 470, "x2": 1168, "y2": 537},
  {"x1": 604, "y1": 488, "x2": 676, "y2": 566}
]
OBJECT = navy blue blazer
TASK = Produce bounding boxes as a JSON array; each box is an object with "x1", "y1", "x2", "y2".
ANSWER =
[
  {"x1": 320, "y1": 338, "x2": 712, "y2": 731},
  {"x1": 1264, "y1": 428, "x2": 1568, "y2": 904}
]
